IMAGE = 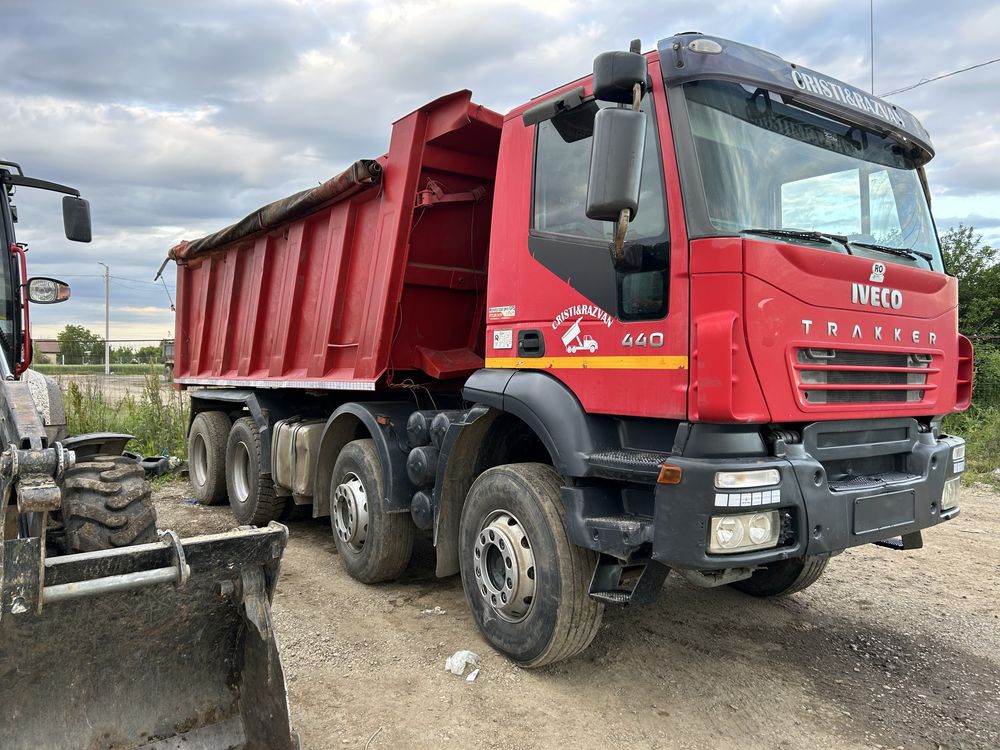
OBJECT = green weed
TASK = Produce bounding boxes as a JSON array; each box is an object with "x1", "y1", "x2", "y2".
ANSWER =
[{"x1": 63, "y1": 370, "x2": 189, "y2": 459}]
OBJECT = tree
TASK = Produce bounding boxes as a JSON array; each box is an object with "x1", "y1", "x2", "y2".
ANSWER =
[
  {"x1": 940, "y1": 225, "x2": 1000, "y2": 336},
  {"x1": 56, "y1": 324, "x2": 104, "y2": 365}
]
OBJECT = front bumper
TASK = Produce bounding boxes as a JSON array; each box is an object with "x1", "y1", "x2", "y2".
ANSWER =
[
  {"x1": 565, "y1": 420, "x2": 964, "y2": 571},
  {"x1": 654, "y1": 437, "x2": 962, "y2": 571}
]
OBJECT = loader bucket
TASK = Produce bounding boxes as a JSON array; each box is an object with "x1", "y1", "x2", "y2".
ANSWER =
[{"x1": 0, "y1": 523, "x2": 297, "y2": 750}]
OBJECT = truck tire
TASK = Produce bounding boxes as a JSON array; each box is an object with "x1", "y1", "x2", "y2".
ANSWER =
[
  {"x1": 188, "y1": 411, "x2": 230, "y2": 505},
  {"x1": 59, "y1": 455, "x2": 157, "y2": 554},
  {"x1": 330, "y1": 439, "x2": 414, "y2": 583},
  {"x1": 459, "y1": 463, "x2": 604, "y2": 668},
  {"x1": 729, "y1": 555, "x2": 829, "y2": 597},
  {"x1": 226, "y1": 417, "x2": 285, "y2": 525}
]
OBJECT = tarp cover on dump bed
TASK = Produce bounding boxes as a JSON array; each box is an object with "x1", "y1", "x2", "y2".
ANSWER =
[{"x1": 168, "y1": 158, "x2": 382, "y2": 261}]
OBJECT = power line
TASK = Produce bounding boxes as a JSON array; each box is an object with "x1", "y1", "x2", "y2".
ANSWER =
[{"x1": 881, "y1": 56, "x2": 1000, "y2": 96}]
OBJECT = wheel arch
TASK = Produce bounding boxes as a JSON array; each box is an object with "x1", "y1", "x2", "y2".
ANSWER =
[
  {"x1": 433, "y1": 370, "x2": 614, "y2": 578},
  {"x1": 312, "y1": 402, "x2": 415, "y2": 519}
]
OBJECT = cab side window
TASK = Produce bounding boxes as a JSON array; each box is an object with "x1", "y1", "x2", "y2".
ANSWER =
[{"x1": 530, "y1": 95, "x2": 670, "y2": 321}]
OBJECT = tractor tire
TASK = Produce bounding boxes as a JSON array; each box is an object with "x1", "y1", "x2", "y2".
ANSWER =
[
  {"x1": 59, "y1": 455, "x2": 157, "y2": 554},
  {"x1": 459, "y1": 463, "x2": 604, "y2": 668},
  {"x1": 330, "y1": 439, "x2": 414, "y2": 583},
  {"x1": 226, "y1": 416, "x2": 285, "y2": 526},
  {"x1": 188, "y1": 411, "x2": 230, "y2": 505},
  {"x1": 729, "y1": 555, "x2": 830, "y2": 597}
]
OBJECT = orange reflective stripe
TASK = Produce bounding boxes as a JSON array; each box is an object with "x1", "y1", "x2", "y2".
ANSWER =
[{"x1": 485, "y1": 355, "x2": 689, "y2": 370}]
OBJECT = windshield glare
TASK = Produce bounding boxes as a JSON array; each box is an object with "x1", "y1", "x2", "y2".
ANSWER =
[{"x1": 682, "y1": 80, "x2": 943, "y2": 272}]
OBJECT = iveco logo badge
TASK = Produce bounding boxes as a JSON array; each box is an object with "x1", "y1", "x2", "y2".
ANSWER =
[
  {"x1": 870, "y1": 262, "x2": 885, "y2": 283},
  {"x1": 852, "y1": 283, "x2": 903, "y2": 309}
]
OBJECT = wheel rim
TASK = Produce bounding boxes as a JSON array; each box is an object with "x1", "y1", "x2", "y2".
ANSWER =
[
  {"x1": 191, "y1": 433, "x2": 208, "y2": 486},
  {"x1": 332, "y1": 472, "x2": 369, "y2": 552},
  {"x1": 232, "y1": 443, "x2": 252, "y2": 504},
  {"x1": 473, "y1": 510, "x2": 536, "y2": 623}
]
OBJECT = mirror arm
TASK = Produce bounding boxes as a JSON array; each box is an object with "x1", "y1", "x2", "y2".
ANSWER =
[{"x1": 610, "y1": 80, "x2": 645, "y2": 264}]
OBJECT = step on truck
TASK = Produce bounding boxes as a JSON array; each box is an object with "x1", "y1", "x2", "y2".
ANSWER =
[
  {"x1": 0, "y1": 161, "x2": 297, "y2": 749},
  {"x1": 165, "y1": 34, "x2": 971, "y2": 668}
]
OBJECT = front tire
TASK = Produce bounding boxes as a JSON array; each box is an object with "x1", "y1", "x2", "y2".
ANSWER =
[
  {"x1": 729, "y1": 555, "x2": 829, "y2": 597},
  {"x1": 459, "y1": 463, "x2": 604, "y2": 668},
  {"x1": 225, "y1": 417, "x2": 285, "y2": 525},
  {"x1": 58, "y1": 455, "x2": 157, "y2": 554},
  {"x1": 330, "y1": 439, "x2": 414, "y2": 583}
]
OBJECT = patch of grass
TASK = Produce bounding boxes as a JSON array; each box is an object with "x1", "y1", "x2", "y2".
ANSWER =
[
  {"x1": 944, "y1": 405, "x2": 1000, "y2": 486},
  {"x1": 64, "y1": 370, "x2": 189, "y2": 459},
  {"x1": 36, "y1": 363, "x2": 162, "y2": 375}
]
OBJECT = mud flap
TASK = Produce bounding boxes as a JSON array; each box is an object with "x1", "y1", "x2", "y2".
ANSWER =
[{"x1": 0, "y1": 523, "x2": 297, "y2": 750}]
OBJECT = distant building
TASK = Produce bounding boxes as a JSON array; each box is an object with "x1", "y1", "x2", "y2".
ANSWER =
[{"x1": 33, "y1": 339, "x2": 61, "y2": 363}]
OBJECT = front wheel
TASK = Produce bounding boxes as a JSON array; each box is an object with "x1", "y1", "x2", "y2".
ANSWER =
[
  {"x1": 57, "y1": 455, "x2": 158, "y2": 554},
  {"x1": 729, "y1": 555, "x2": 829, "y2": 597},
  {"x1": 459, "y1": 463, "x2": 603, "y2": 668},
  {"x1": 330, "y1": 439, "x2": 414, "y2": 583}
]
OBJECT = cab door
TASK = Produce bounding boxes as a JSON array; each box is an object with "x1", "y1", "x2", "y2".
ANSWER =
[{"x1": 485, "y1": 56, "x2": 690, "y2": 419}]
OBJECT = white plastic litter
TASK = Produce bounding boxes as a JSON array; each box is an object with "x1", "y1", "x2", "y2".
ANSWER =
[
  {"x1": 466, "y1": 668, "x2": 480, "y2": 682},
  {"x1": 444, "y1": 650, "x2": 480, "y2": 676},
  {"x1": 421, "y1": 606, "x2": 447, "y2": 615}
]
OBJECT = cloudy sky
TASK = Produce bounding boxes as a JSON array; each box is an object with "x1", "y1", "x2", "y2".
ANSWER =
[{"x1": 5, "y1": 0, "x2": 999, "y2": 341}]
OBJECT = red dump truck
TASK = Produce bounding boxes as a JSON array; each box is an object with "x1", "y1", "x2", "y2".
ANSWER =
[{"x1": 165, "y1": 34, "x2": 971, "y2": 667}]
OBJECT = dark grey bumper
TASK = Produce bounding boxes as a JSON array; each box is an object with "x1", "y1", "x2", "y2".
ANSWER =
[{"x1": 649, "y1": 433, "x2": 963, "y2": 570}]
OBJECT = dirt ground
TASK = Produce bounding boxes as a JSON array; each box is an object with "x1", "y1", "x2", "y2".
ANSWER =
[{"x1": 154, "y1": 480, "x2": 1000, "y2": 750}]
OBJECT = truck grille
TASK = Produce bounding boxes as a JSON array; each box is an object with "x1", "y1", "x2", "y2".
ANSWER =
[{"x1": 795, "y1": 348, "x2": 936, "y2": 405}]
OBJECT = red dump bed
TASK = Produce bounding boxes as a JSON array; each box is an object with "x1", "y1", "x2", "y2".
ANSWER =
[{"x1": 171, "y1": 91, "x2": 502, "y2": 391}]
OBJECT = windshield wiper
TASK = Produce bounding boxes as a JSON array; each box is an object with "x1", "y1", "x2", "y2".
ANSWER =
[
  {"x1": 740, "y1": 228, "x2": 849, "y2": 246},
  {"x1": 848, "y1": 241, "x2": 934, "y2": 266}
]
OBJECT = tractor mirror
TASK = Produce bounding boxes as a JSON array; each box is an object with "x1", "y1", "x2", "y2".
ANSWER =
[
  {"x1": 586, "y1": 107, "x2": 645, "y2": 222},
  {"x1": 27, "y1": 277, "x2": 71, "y2": 304},
  {"x1": 62, "y1": 196, "x2": 92, "y2": 243}
]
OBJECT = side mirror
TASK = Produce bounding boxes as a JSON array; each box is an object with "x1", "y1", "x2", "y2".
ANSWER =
[
  {"x1": 585, "y1": 107, "x2": 645, "y2": 222},
  {"x1": 592, "y1": 51, "x2": 647, "y2": 104},
  {"x1": 62, "y1": 196, "x2": 92, "y2": 243},
  {"x1": 27, "y1": 277, "x2": 71, "y2": 304}
]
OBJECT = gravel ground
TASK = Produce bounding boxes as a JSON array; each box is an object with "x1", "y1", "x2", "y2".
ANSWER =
[{"x1": 154, "y1": 481, "x2": 1000, "y2": 750}]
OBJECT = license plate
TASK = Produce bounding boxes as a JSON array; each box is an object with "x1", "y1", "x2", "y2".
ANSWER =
[{"x1": 853, "y1": 489, "x2": 915, "y2": 534}]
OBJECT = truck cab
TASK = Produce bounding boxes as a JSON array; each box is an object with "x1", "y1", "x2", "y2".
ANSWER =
[{"x1": 479, "y1": 33, "x2": 967, "y2": 591}]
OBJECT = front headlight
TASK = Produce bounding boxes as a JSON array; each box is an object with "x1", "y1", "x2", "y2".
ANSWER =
[
  {"x1": 941, "y1": 476, "x2": 961, "y2": 511},
  {"x1": 708, "y1": 511, "x2": 780, "y2": 554}
]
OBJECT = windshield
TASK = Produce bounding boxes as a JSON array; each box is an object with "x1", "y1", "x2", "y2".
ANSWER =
[{"x1": 682, "y1": 80, "x2": 943, "y2": 272}]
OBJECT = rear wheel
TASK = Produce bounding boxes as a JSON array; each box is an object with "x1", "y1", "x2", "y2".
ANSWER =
[
  {"x1": 58, "y1": 455, "x2": 157, "y2": 554},
  {"x1": 226, "y1": 417, "x2": 284, "y2": 525},
  {"x1": 459, "y1": 463, "x2": 603, "y2": 668},
  {"x1": 330, "y1": 439, "x2": 414, "y2": 583},
  {"x1": 188, "y1": 411, "x2": 230, "y2": 505},
  {"x1": 729, "y1": 555, "x2": 829, "y2": 597}
]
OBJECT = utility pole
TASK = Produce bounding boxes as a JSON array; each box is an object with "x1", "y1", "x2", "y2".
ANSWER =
[{"x1": 98, "y1": 261, "x2": 110, "y2": 375}]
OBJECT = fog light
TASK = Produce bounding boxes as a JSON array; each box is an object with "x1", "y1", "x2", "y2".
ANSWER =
[
  {"x1": 952, "y1": 443, "x2": 966, "y2": 462},
  {"x1": 941, "y1": 476, "x2": 961, "y2": 511},
  {"x1": 708, "y1": 511, "x2": 779, "y2": 554},
  {"x1": 715, "y1": 468, "x2": 780, "y2": 490}
]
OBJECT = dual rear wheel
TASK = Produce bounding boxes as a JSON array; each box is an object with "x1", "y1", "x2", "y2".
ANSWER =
[{"x1": 186, "y1": 411, "x2": 285, "y2": 525}]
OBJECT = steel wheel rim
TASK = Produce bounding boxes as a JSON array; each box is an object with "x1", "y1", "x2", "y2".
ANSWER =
[
  {"x1": 473, "y1": 510, "x2": 536, "y2": 623},
  {"x1": 191, "y1": 433, "x2": 208, "y2": 486},
  {"x1": 332, "y1": 472, "x2": 369, "y2": 552},
  {"x1": 232, "y1": 442, "x2": 252, "y2": 504}
]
